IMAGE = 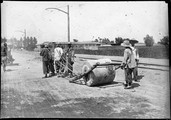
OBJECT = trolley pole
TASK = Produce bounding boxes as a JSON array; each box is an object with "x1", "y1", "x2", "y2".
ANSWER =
[
  {"x1": 67, "y1": 5, "x2": 70, "y2": 42},
  {"x1": 45, "y1": 5, "x2": 70, "y2": 42}
]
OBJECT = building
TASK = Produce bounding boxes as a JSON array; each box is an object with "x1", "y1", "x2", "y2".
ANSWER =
[
  {"x1": 56, "y1": 41, "x2": 101, "y2": 50},
  {"x1": 36, "y1": 41, "x2": 101, "y2": 52}
]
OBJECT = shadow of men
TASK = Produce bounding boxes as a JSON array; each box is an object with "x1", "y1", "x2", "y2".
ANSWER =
[
  {"x1": 5, "y1": 69, "x2": 15, "y2": 72},
  {"x1": 95, "y1": 81, "x2": 124, "y2": 88},
  {"x1": 137, "y1": 75, "x2": 144, "y2": 80},
  {"x1": 129, "y1": 82, "x2": 140, "y2": 89}
]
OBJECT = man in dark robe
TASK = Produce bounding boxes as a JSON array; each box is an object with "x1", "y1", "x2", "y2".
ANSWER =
[
  {"x1": 40, "y1": 44, "x2": 50, "y2": 78},
  {"x1": 1, "y1": 39, "x2": 8, "y2": 71},
  {"x1": 47, "y1": 45, "x2": 55, "y2": 77}
]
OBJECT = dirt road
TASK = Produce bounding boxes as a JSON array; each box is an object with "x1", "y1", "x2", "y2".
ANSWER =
[{"x1": 1, "y1": 50, "x2": 170, "y2": 118}]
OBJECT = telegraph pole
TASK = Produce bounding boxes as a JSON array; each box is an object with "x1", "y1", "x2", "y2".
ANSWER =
[
  {"x1": 15, "y1": 29, "x2": 26, "y2": 48},
  {"x1": 24, "y1": 29, "x2": 26, "y2": 39},
  {"x1": 67, "y1": 5, "x2": 70, "y2": 42},
  {"x1": 45, "y1": 5, "x2": 70, "y2": 42}
]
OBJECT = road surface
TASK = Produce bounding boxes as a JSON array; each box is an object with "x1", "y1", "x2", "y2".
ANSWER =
[{"x1": 1, "y1": 50, "x2": 170, "y2": 118}]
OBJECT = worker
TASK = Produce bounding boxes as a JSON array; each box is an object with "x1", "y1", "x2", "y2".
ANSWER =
[
  {"x1": 47, "y1": 44, "x2": 55, "y2": 77},
  {"x1": 1, "y1": 38, "x2": 8, "y2": 72},
  {"x1": 121, "y1": 40, "x2": 137, "y2": 89},
  {"x1": 61, "y1": 42, "x2": 75, "y2": 78},
  {"x1": 54, "y1": 43, "x2": 63, "y2": 76},
  {"x1": 130, "y1": 42, "x2": 139, "y2": 82},
  {"x1": 67, "y1": 43, "x2": 75, "y2": 78},
  {"x1": 40, "y1": 44, "x2": 50, "y2": 78}
]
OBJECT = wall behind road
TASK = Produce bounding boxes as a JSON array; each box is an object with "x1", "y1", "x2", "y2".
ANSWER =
[{"x1": 75, "y1": 45, "x2": 169, "y2": 59}]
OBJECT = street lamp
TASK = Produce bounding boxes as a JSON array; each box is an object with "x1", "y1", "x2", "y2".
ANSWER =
[
  {"x1": 15, "y1": 29, "x2": 26, "y2": 47},
  {"x1": 45, "y1": 5, "x2": 70, "y2": 42}
]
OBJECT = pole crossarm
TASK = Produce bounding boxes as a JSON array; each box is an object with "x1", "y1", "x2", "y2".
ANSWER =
[
  {"x1": 15, "y1": 30, "x2": 25, "y2": 34},
  {"x1": 45, "y1": 7, "x2": 68, "y2": 15}
]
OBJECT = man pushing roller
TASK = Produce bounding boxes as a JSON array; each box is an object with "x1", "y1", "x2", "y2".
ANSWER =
[{"x1": 121, "y1": 40, "x2": 137, "y2": 89}]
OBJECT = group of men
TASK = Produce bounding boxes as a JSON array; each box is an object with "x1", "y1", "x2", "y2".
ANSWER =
[
  {"x1": 40, "y1": 40, "x2": 139, "y2": 89},
  {"x1": 40, "y1": 42, "x2": 75, "y2": 78},
  {"x1": 121, "y1": 40, "x2": 139, "y2": 89}
]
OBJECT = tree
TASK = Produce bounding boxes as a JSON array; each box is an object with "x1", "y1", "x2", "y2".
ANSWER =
[
  {"x1": 102, "y1": 38, "x2": 110, "y2": 44},
  {"x1": 23, "y1": 37, "x2": 29, "y2": 50},
  {"x1": 13, "y1": 38, "x2": 18, "y2": 48},
  {"x1": 144, "y1": 34, "x2": 154, "y2": 47},
  {"x1": 28, "y1": 37, "x2": 33, "y2": 50},
  {"x1": 33, "y1": 37, "x2": 37, "y2": 48},
  {"x1": 110, "y1": 40, "x2": 114, "y2": 44},
  {"x1": 94, "y1": 39, "x2": 98, "y2": 42},
  {"x1": 115, "y1": 37, "x2": 124, "y2": 45},
  {"x1": 159, "y1": 36, "x2": 169, "y2": 46},
  {"x1": 98, "y1": 37, "x2": 102, "y2": 44},
  {"x1": 23, "y1": 37, "x2": 27, "y2": 49},
  {"x1": 1, "y1": 37, "x2": 7, "y2": 43},
  {"x1": 19, "y1": 37, "x2": 23, "y2": 48}
]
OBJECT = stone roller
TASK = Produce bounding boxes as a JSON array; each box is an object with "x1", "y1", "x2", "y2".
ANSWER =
[{"x1": 81, "y1": 58, "x2": 116, "y2": 86}]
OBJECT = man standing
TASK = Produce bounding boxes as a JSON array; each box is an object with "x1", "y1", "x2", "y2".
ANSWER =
[
  {"x1": 47, "y1": 44, "x2": 55, "y2": 77},
  {"x1": 67, "y1": 42, "x2": 75, "y2": 78},
  {"x1": 40, "y1": 44, "x2": 50, "y2": 78},
  {"x1": 1, "y1": 38, "x2": 8, "y2": 72},
  {"x1": 121, "y1": 40, "x2": 137, "y2": 89},
  {"x1": 54, "y1": 43, "x2": 63, "y2": 75},
  {"x1": 131, "y1": 42, "x2": 139, "y2": 82}
]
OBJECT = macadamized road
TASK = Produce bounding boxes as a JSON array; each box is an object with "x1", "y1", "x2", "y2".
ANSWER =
[{"x1": 1, "y1": 50, "x2": 170, "y2": 118}]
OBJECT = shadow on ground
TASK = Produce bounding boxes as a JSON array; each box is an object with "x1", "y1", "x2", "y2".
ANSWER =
[
  {"x1": 96, "y1": 81, "x2": 124, "y2": 88},
  {"x1": 7, "y1": 63, "x2": 19, "y2": 66},
  {"x1": 5, "y1": 69, "x2": 16, "y2": 72},
  {"x1": 137, "y1": 75, "x2": 144, "y2": 81}
]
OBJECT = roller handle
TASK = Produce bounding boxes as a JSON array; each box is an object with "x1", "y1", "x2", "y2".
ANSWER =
[{"x1": 69, "y1": 62, "x2": 99, "y2": 82}]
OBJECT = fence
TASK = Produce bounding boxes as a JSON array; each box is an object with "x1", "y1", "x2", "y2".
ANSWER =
[{"x1": 75, "y1": 45, "x2": 169, "y2": 59}]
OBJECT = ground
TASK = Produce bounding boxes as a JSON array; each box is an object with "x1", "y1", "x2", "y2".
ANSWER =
[{"x1": 1, "y1": 49, "x2": 170, "y2": 118}]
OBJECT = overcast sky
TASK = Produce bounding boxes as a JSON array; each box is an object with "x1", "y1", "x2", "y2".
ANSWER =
[{"x1": 1, "y1": 1, "x2": 168, "y2": 44}]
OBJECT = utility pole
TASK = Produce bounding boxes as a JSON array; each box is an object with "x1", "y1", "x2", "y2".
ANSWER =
[
  {"x1": 15, "y1": 29, "x2": 26, "y2": 48},
  {"x1": 45, "y1": 5, "x2": 70, "y2": 42},
  {"x1": 24, "y1": 29, "x2": 26, "y2": 39},
  {"x1": 67, "y1": 5, "x2": 70, "y2": 42}
]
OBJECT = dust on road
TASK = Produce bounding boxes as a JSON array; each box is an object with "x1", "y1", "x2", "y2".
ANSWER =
[{"x1": 1, "y1": 50, "x2": 170, "y2": 118}]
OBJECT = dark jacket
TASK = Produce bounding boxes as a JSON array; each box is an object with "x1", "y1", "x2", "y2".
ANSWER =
[
  {"x1": 1, "y1": 43, "x2": 8, "y2": 56},
  {"x1": 40, "y1": 47, "x2": 49, "y2": 61}
]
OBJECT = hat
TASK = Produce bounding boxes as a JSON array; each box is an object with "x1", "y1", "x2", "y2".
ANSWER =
[{"x1": 121, "y1": 40, "x2": 131, "y2": 47}]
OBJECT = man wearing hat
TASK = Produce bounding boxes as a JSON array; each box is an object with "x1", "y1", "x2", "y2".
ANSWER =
[
  {"x1": 40, "y1": 44, "x2": 50, "y2": 78},
  {"x1": 67, "y1": 42, "x2": 75, "y2": 77},
  {"x1": 1, "y1": 38, "x2": 8, "y2": 71},
  {"x1": 121, "y1": 40, "x2": 137, "y2": 89},
  {"x1": 62, "y1": 42, "x2": 75, "y2": 78},
  {"x1": 47, "y1": 44, "x2": 55, "y2": 77}
]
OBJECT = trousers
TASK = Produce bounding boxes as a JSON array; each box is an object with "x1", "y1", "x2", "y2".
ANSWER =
[
  {"x1": 124, "y1": 67, "x2": 136, "y2": 85},
  {"x1": 42, "y1": 61, "x2": 49, "y2": 75},
  {"x1": 48, "y1": 59, "x2": 55, "y2": 74}
]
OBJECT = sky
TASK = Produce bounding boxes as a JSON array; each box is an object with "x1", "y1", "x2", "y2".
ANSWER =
[{"x1": 1, "y1": 1, "x2": 168, "y2": 44}]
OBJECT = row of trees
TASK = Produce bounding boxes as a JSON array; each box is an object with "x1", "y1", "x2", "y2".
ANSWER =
[
  {"x1": 2, "y1": 36, "x2": 38, "y2": 51},
  {"x1": 94, "y1": 37, "x2": 138, "y2": 45},
  {"x1": 92, "y1": 35, "x2": 169, "y2": 47},
  {"x1": 143, "y1": 35, "x2": 169, "y2": 47},
  {"x1": 22, "y1": 37, "x2": 37, "y2": 51}
]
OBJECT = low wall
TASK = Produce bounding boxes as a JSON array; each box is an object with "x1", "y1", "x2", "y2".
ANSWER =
[{"x1": 75, "y1": 46, "x2": 169, "y2": 59}]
